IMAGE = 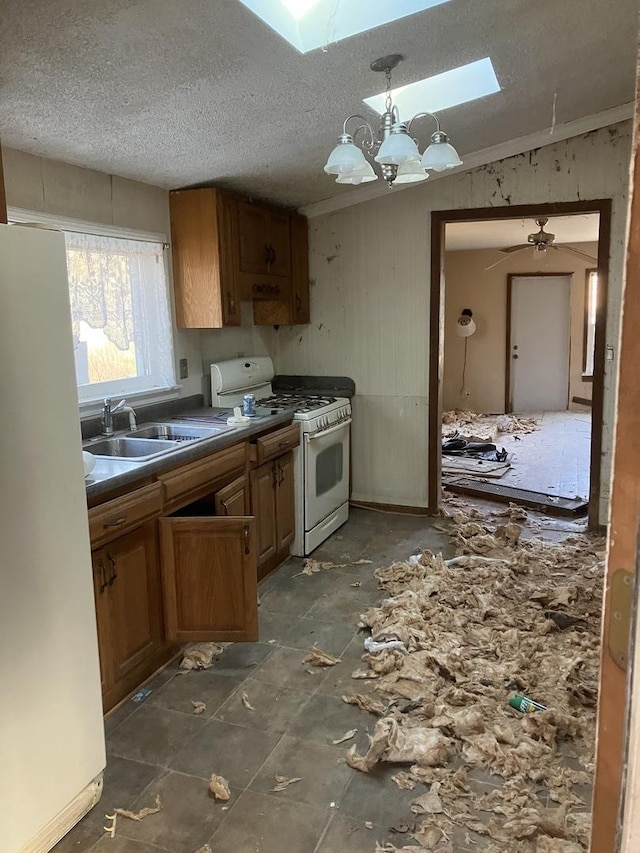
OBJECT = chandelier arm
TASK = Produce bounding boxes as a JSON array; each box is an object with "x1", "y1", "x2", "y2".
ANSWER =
[
  {"x1": 341, "y1": 114, "x2": 377, "y2": 150},
  {"x1": 406, "y1": 112, "x2": 442, "y2": 136},
  {"x1": 342, "y1": 113, "x2": 375, "y2": 136}
]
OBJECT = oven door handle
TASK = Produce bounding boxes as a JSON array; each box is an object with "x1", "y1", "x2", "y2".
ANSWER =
[{"x1": 305, "y1": 418, "x2": 352, "y2": 441}]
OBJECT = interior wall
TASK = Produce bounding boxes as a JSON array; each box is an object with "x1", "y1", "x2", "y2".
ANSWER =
[
  {"x1": 269, "y1": 122, "x2": 632, "y2": 522},
  {"x1": 1, "y1": 147, "x2": 211, "y2": 400},
  {"x1": 443, "y1": 243, "x2": 598, "y2": 413}
]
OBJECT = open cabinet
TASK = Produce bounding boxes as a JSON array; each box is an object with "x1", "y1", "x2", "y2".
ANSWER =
[{"x1": 160, "y1": 514, "x2": 258, "y2": 643}]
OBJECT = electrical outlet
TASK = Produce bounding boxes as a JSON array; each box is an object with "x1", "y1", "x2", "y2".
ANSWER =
[{"x1": 179, "y1": 358, "x2": 188, "y2": 379}]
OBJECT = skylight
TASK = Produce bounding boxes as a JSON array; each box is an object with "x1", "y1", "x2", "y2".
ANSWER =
[
  {"x1": 363, "y1": 58, "x2": 501, "y2": 117},
  {"x1": 238, "y1": 0, "x2": 451, "y2": 54}
]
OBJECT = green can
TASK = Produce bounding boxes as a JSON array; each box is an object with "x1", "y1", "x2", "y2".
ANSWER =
[{"x1": 509, "y1": 693, "x2": 547, "y2": 713}]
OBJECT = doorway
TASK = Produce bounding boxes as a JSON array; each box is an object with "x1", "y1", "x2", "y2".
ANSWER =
[{"x1": 429, "y1": 200, "x2": 611, "y2": 528}]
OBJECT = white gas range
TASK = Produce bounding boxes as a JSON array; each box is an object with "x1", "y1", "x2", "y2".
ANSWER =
[{"x1": 210, "y1": 357, "x2": 352, "y2": 555}]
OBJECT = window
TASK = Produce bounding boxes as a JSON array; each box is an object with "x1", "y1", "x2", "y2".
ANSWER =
[
  {"x1": 237, "y1": 0, "x2": 451, "y2": 54},
  {"x1": 64, "y1": 231, "x2": 175, "y2": 403},
  {"x1": 583, "y1": 269, "x2": 598, "y2": 379}
]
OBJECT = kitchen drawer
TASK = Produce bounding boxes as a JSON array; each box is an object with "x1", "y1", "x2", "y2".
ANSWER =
[
  {"x1": 159, "y1": 443, "x2": 247, "y2": 511},
  {"x1": 250, "y1": 423, "x2": 300, "y2": 465},
  {"x1": 89, "y1": 482, "x2": 163, "y2": 548}
]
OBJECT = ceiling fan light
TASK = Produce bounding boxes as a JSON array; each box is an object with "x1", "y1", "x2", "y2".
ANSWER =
[
  {"x1": 324, "y1": 134, "x2": 369, "y2": 175},
  {"x1": 420, "y1": 131, "x2": 463, "y2": 172},
  {"x1": 374, "y1": 124, "x2": 421, "y2": 166},
  {"x1": 393, "y1": 157, "x2": 429, "y2": 184}
]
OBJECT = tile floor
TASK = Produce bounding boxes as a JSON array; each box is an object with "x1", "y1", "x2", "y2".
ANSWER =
[{"x1": 52, "y1": 507, "x2": 585, "y2": 853}]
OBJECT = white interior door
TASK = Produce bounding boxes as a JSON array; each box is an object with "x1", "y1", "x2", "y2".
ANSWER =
[{"x1": 510, "y1": 275, "x2": 571, "y2": 411}]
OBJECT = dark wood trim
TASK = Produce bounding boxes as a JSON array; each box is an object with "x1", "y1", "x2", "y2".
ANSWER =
[
  {"x1": 350, "y1": 500, "x2": 430, "y2": 516},
  {"x1": 504, "y1": 272, "x2": 574, "y2": 414},
  {"x1": 590, "y1": 199, "x2": 611, "y2": 525},
  {"x1": 572, "y1": 396, "x2": 593, "y2": 407},
  {"x1": 0, "y1": 140, "x2": 7, "y2": 225},
  {"x1": 430, "y1": 199, "x2": 612, "y2": 530},
  {"x1": 427, "y1": 213, "x2": 445, "y2": 513}
]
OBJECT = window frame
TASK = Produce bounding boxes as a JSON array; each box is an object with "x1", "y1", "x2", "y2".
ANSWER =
[
  {"x1": 8, "y1": 207, "x2": 180, "y2": 414},
  {"x1": 582, "y1": 268, "x2": 598, "y2": 382}
]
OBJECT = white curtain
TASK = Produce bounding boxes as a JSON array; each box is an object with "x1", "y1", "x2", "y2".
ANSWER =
[{"x1": 63, "y1": 231, "x2": 175, "y2": 394}]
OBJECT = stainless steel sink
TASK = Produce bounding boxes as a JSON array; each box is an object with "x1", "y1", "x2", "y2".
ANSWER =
[
  {"x1": 84, "y1": 437, "x2": 177, "y2": 460},
  {"x1": 128, "y1": 423, "x2": 228, "y2": 441}
]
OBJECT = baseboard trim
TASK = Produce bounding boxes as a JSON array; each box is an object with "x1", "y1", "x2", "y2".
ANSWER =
[
  {"x1": 350, "y1": 500, "x2": 433, "y2": 516},
  {"x1": 21, "y1": 774, "x2": 103, "y2": 853}
]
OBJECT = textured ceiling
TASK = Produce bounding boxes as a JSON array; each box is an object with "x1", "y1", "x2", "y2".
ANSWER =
[
  {"x1": 446, "y1": 214, "x2": 600, "y2": 251},
  {"x1": 0, "y1": 0, "x2": 637, "y2": 209}
]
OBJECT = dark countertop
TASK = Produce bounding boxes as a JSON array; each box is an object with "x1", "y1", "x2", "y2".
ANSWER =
[{"x1": 84, "y1": 407, "x2": 295, "y2": 501}]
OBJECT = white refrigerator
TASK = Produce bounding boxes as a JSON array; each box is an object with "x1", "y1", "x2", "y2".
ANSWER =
[{"x1": 0, "y1": 224, "x2": 106, "y2": 852}]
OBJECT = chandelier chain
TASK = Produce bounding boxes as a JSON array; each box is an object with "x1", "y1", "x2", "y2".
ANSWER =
[{"x1": 385, "y1": 67, "x2": 393, "y2": 114}]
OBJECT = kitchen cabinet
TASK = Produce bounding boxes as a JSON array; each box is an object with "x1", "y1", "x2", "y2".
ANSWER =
[
  {"x1": 214, "y1": 475, "x2": 249, "y2": 516},
  {"x1": 252, "y1": 212, "x2": 310, "y2": 326},
  {"x1": 250, "y1": 451, "x2": 295, "y2": 578},
  {"x1": 275, "y1": 452, "x2": 295, "y2": 552},
  {"x1": 160, "y1": 516, "x2": 258, "y2": 643},
  {"x1": 169, "y1": 187, "x2": 240, "y2": 328},
  {"x1": 238, "y1": 200, "x2": 291, "y2": 290},
  {"x1": 168, "y1": 185, "x2": 310, "y2": 328},
  {"x1": 251, "y1": 462, "x2": 278, "y2": 566},
  {"x1": 88, "y1": 424, "x2": 293, "y2": 712},
  {"x1": 92, "y1": 522, "x2": 165, "y2": 710}
]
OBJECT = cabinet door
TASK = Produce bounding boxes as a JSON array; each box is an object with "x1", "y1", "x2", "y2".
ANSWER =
[
  {"x1": 215, "y1": 475, "x2": 248, "y2": 516},
  {"x1": 250, "y1": 462, "x2": 277, "y2": 565},
  {"x1": 105, "y1": 523, "x2": 164, "y2": 684},
  {"x1": 238, "y1": 202, "x2": 269, "y2": 275},
  {"x1": 160, "y1": 516, "x2": 258, "y2": 643},
  {"x1": 92, "y1": 549, "x2": 114, "y2": 695},
  {"x1": 267, "y1": 210, "x2": 291, "y2": 278},
  {"x1": 275, "y1": 452, "x2": 295, "y2": 552},
  {"x1": 290, "y1": 213, "x2": 310, "y2": 324},
  {"x1": 217, "y1": 191, "x2": 241, "y2": 325}
]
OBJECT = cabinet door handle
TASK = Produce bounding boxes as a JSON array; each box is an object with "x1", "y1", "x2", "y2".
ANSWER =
[
  {"x1": 104, "y1": 515, "x2": 127, "y2": 528},
  {"x1": 278, "y1": 464, "x2": 284, "y2": 486},
  {"x1": 272, "y1": 467, "x2": 278, "y2": 489},
  {"x1": 295, "y1": 294, "x2": 302, "y2": 314},
  {"x1": 227, "y1": 290, "x2": 236, "y2": 316},
  {"x1": 107, "y1": 553, "x2": 118, "y2": 586},
  {"x1": 243, "y1": 523, "x2": 251, "y2": 555},
  {"x1": 265, "y1": 244, "x2": 272, "y2": 266},
  {"x1": 98, "y1": 555, "x2": 109, "y2": 593}
]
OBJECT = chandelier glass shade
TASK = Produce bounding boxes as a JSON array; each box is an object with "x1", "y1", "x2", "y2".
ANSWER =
[{"x1": 323, "y1": 56, "x2": 463, "y2": 188}]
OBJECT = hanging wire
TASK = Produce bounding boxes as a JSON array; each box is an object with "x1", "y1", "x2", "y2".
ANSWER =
[
  {"x1": 322, "y1": 0, "x2": 341, "y2": 52},
  {"x1": 459, "y1": 336, "x2": 469, "y2": 398}
]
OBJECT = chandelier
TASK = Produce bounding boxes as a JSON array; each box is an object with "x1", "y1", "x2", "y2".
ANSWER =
[{"x1": 324, "y1": 54, "x2": 463, "y2": 188}]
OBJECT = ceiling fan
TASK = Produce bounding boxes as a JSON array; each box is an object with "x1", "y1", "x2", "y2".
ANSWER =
[{"x1": 484, "y1": 218, "x2": 598, "y2": 270}]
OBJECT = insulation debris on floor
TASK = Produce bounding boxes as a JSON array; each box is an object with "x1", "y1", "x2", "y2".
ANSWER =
[
  {"x1": 443, "y1": 410, "x2": 539, "y2": 442},
  {"x1": 344, "y1": 503, "x2": 604, "y2": 852}
]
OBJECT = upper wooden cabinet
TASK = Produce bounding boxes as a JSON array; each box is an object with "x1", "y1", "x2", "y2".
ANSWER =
[
  {"x1": 169, "y1": 186, "x2": 310, "y2": 328},
  {"x1": 169, "y1": 187, "x2": 241, "y2": 328},
  {"x1": 237, "y1": 201, "x2": 291, "y2": 287}
]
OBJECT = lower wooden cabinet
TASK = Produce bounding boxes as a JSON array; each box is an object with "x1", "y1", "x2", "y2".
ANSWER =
[
  {"x1": 250, "y1": 451, "x2": 295, "y2": 578},
  {"x1": 275, "y1": 453, "x2": 295, "y2": 552},
  {"x1": 92, "y1": 522, "x2": 164, "y2": 710},
  {"x1": 90, "y1": 434, "x2": 293, "y2": 713},
  {"x1": 160, "y1": 516, "x2": 258, "y2": 643},
  {"x1": 214, "y1": 475, "x2": 249, "y2": 516}
]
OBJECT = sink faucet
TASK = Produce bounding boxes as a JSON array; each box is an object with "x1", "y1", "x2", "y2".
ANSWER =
[{"x1": 102, "y1": 398, "x2": 137, "y2": 435}]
